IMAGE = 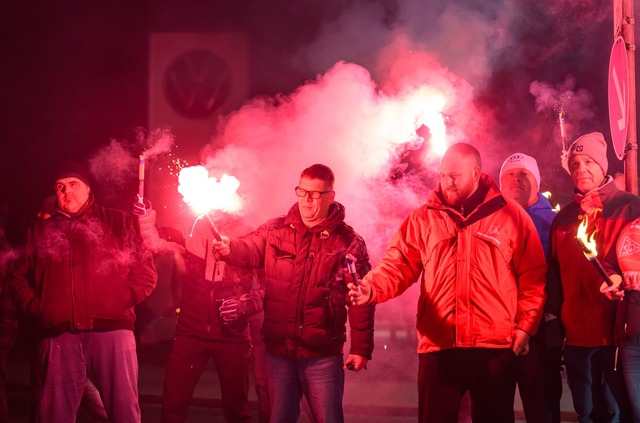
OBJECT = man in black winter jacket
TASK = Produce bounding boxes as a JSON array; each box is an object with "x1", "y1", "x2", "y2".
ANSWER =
[
  {"x1": 10, "y1": 161, "x2": 157, "y2": 423},
  {"x1": 214, "y1": 164, "x2": 375, "y2": 423}
]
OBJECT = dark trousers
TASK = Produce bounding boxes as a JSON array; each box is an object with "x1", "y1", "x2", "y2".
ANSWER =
[
  {"x1": 161, "y1": 335, "x2": 253, "y2": 423},
  {"x1": 249, "y1": 312, "x2": 270, "y2": 423},
  {"x1": 546, "y1": 346, "x2": 564, "y2": 423},
  {"x1": 418, "y1": 348, "x2": 518, "y2": 423},
  {"x1": 516, "y1": 339, "x2": 554, "y2": 423}
]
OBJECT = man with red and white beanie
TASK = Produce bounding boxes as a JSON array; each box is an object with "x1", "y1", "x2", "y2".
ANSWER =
[{"x1": 548, "y1": 132, "x2": 640, "y2": 422}]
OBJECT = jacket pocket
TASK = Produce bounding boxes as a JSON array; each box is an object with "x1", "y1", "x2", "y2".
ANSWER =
[
  {"x1": 322, "y1": 295, "x2": 347, "y2": 342},
  {"x1": 271, "y1": 244, "x2": 296, "y2": 260}
]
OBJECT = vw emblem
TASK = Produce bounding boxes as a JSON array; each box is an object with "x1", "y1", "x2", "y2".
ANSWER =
[{"x1": 163, "y1": 49, "x2": 232, "y2": 119}]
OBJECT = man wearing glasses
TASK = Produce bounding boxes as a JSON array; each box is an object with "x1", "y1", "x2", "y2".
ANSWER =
[{"x1": 213, "y1": 163, "x2": 375, "y2": 423}]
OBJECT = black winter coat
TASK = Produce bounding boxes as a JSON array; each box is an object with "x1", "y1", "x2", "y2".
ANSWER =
[{"x1": 226, "y1": 202, "x2": 375, "y2": 359}]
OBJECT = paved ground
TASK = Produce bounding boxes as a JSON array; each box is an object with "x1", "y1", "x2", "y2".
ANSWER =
[{"x1": 5, "y1": 300, "x2": 579, "y2": 422}]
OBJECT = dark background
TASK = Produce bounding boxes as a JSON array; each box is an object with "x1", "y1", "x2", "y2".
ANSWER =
[{"x1": 1, "y1": 0, "x2": 636, "y2": 243}]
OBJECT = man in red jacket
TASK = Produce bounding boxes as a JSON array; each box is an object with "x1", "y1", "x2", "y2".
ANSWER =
[
  {"x1": 10, "y1": 161, "x2": 157, "y2": 423},
  {"x1": 214, "y1": 163, "x2": 375, "y2": 423},
  {"x1": 349, "y1": 143, "x2": 547, "y2": 423},
  {"x1": 547, "y1": 132, "x2": 640, "y2": 422}
]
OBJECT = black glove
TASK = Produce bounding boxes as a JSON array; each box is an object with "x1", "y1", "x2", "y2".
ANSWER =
[
  {"x1": 219, "y1": 298, "x2": 246, "y2": 321},
  {"x1": 132, "y1": 195, "x2": 149, "y2": 216}
]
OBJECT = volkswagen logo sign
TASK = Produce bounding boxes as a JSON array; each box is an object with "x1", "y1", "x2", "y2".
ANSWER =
[{"x1": 163, "y1": 49, "x2": 232, "y2": 119}]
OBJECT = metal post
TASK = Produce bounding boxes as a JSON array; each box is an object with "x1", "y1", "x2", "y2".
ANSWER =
[{"x1": 622, "y1": 0, "x2": 638, "y2": 194}]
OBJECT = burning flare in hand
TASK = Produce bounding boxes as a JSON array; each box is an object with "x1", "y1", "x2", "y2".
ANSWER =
[
  {"x1": 178, "y1": 165, "x2": 243, "y2": 239},
  {"x1": 575, "y1": 215, "x2": 616, "y2": 289},
  {"x1": 178, "y1": 166, "x2": 243, "y2": 216},
  {"x1": 576, "y1": 216, "x2": 597, "y2": 260}
]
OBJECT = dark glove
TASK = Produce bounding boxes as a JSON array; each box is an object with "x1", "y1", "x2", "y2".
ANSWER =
[
  {"x1": 219, "y1": 298, "x2": 246, "y2": 322},
  {"x1": 132, "y1": 195, "x2": 150, "y2": 216}
]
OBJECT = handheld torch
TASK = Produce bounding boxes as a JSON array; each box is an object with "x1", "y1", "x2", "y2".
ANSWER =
[
  {"x1": 138, "y1": 154, "x2": 145, "y2": 198},
  {"x1": 575, "y1": 237, "x2": 615, "y2": 287},
  {"x1": 204, "y1": 213, "x2": 223, "y2": 242}
]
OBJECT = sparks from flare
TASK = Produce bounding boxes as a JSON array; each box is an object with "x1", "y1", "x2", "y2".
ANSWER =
[
  {"x1": 558, "y1": 111, "x2": 567, "y2": 152},
  {"x1": 136, "y1": 128, "x2": 176, "y2": 199}
]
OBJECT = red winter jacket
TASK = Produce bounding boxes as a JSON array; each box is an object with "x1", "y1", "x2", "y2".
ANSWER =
[
  {"x1": 548, "y1": 177, "x2": 640, "y2": 347},
  {"x1": 10, "y1": 195, "x2": 157, "y2": 336},
  {"x1": 224, "y1": 201, "x2": 375, "y2": 359},
  {"x1": 363, "y1": 174, "x2": 547, "y2": 353}
]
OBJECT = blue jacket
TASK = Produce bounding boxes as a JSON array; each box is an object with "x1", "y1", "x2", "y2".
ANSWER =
[{"x1": 525, "y1": 192, "x2": 556, "y2": 256}]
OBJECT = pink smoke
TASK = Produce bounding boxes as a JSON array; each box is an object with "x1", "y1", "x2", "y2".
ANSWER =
[
  {"x1": 88, "y1": 138, "x2": 137, "y2": 190},
  {"x1": 200, "y1": 53, "x2": 478, "y2": 261},
  {"x1": 138, "y1": 127, "x2": 176, "y2": 159}
]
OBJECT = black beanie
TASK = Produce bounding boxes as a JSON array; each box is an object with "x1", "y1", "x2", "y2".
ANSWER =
[{"x1": 54, "y1": 161, "x2": 91, "y2": 187}]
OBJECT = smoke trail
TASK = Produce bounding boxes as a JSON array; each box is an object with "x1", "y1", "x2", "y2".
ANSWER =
[
  {"x1": 86, "y1": 128, "x2": 178, "y2": 207},
  {"x1": 138, "y1": 127, "x2": 176, "y2": 159},
  {"x1": 530, "y1": 75, "x2": 596, "y2": 142},
  {"x1": 87, "y1": 138, "x2": 137, "y2": 191}
]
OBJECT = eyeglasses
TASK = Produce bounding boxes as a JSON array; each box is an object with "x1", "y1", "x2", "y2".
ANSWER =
[{"x1": 295, "y1": 186, "x2": 333, "y2": 199}]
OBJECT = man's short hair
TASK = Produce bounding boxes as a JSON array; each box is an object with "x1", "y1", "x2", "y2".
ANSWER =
[
  {"x1": 445, "y1": 143, "x2": 482, "y2": 169},
  {"x1": 301, "y1": 164, "x2": 335, "y2": 187}
]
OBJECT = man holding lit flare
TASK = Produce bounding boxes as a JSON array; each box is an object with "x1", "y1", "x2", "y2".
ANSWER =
[
  {"x1": 348, "y1": 143, "x2": 547, "y2": 423},
  {"x1": 547, "y1": 132, "x2": 640, "y2": 422},
  {"x1": 213, "y1": 164, "x2": 374, "y2": 423}
]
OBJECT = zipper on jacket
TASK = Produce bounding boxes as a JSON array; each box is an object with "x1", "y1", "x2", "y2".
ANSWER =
[{"x1": 296, "y1": 248, "x2": 315, "y2": 337}]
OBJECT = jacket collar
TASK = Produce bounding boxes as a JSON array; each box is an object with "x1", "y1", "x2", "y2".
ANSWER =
[
  {"x1": 572, "y1": 176, "x2": 615, "y2": 215},
  {"x1": 428, "y1": 173, "x2": 502, "y2": 213},
  {"x1": 428, "y1": 173, "x2": 507, "y2": 228},
  {"x1": 284, "y1": 201, "x2": 346, "y2": 234},
  {"x1": 55, "y1": 193, "x2": 96, "y2": 220}
]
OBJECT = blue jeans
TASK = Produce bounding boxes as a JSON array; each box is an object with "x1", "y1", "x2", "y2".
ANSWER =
[
  {"x1": 564, "y1": 345, "x2": 631, "y2": 423},
  {"x1": 266, "y1": 353, "x2": 344, "y2": 423},
  {"x1": 621, "y1": 346, "x2": 640, "y2": 423}
]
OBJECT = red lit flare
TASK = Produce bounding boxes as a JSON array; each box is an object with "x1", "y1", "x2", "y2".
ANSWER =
[{"x1": 178, "y1": 166, "x2": 243, "y2": 216}]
